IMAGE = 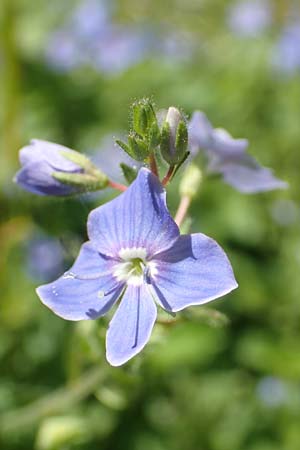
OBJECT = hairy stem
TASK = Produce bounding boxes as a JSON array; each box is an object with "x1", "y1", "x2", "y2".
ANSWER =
[
  {"x1": 162, "y1": 165, "x2": 175, "y2": 186},
  {"x1": 149, "y1": 152, "x2": 158, "y2": 176}
]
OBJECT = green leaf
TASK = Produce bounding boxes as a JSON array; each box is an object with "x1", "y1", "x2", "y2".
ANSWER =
[
  {"x1": 128, "y1": 133, "x2": 149, "y2": 161},
  {"x1": 120, "y1": 163, "x2": 138, "y2": 184},
  {"x1": 116, "y1": 139, "x2": 136, "y2": 159}
]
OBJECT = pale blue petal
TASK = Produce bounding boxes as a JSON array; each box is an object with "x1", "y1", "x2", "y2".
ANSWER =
[
  {"x1": 14, "y1": 160, "x2": 76, "y2": 196},
  {"x1": 19, "y1": 140, "x2": 80, "y2": 172},
  {"x1": 87, "y1": 168, "x2": 179, "y2": 257},
  {"x1": 212, "y1": 129, "x2": 249, "y2": 159},
  {"x1": 106, "y1": 284, "x2": 157, "y2": 366},
  {"x1": 188, "y1": 111, "x2": 214, "y2": 154},
  {"x1": 222, "y1": 164, "x2": 289, "y2": 193},
  {"x1": 37, "y1": 242, "x2": 122, "y2": 320},
  {"x1": 188, "y1": 111, "x2": 248, "y2": 159},
  {"x1": 152, "y1": 234, "x2": 238, "y2": 312}
]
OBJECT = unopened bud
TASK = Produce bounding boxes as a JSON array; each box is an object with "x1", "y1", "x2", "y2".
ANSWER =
[
  {"x1": 179, "y1": 164, "x2": 202, "y2": 198},
  {"x1": 160, "y1": 107, "x2": 188, "y2": 165},
  {"x1": 132, "y1": 98, "x2": 157, "y2": 138},
  {"x1": 14, "y1": 140, "x2": 108, "y2": 197}
]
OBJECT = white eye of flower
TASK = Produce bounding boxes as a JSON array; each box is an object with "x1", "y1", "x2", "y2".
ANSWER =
[{"x1": 113, "y1": 247, "x2": 157, "y2": 286}]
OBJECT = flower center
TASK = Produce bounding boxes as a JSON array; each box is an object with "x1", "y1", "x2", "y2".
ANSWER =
[{"x1": 113, "y1": 247, "x2": 156, "y2": 286}]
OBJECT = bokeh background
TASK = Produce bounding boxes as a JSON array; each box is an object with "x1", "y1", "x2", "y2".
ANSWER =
[{"x1": 1, "y1": 0, "x2": 300, "y2": 449}]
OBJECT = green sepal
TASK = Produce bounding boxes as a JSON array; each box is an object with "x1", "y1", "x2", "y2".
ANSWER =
[
  {"x1": 116, "y1": 139, "x2": 135, "y2": 159},
  {"x1": 132, "y1": 103, "x2": 148, "y2": 137},
  {"x1": 132, "y1": 99, "x2": 157, "y2": 138},
  {"x1": 159, "y1": 121, "x2": 172, "y2": 164},
  {"x1": 120, "y1": 163, "x2": 138, "y2": 184},
  {"x1": 148, "y1": 121, "x2": 161, "y2": 149},
  {"x1": 175, "y1": 120, "x2": 188, "y2": 161},
  {"x1": 52, "y1": 171, "x2": 108, "y2": 192},
  {"x1": 128, "y1": 133, "x2": 149, "y2": 161},
  {"x1": 59, "y1": 150, "x2": 94, "y2": 171}
]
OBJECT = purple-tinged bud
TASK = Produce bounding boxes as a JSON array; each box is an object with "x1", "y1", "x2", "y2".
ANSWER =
[{"x1": 14, "y1": 140, "x2": 108, "y2": 196}]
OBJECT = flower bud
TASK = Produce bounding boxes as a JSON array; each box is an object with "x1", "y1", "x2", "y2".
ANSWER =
[
  {"x1": 179, "y1": 164, "x2": 202, "y2": 198},
  {"x1": 160, "y1": 107, "x2": 188, "y2": 164},
  {"x1": 14, "y1": 140, "x2": 108, "y2": 196},
  {"x1": 132, "y1": 98, "x2": 157, "y2": 138}
]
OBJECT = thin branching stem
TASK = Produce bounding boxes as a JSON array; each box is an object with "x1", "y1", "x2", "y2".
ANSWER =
[
  {"x1": 149, "y1": 152, "x2": 158, "y2": 176},
  {"x1": 174, "y1": 195, "x2": 191, "y2": 227},
  {"x1": 108, "y1": 180, "x2": 127, "y2": 192},
  {"x1": 162, "y1": 165, "x2": 175, "y2": 186}
]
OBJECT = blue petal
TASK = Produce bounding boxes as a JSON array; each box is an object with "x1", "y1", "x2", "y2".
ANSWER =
[
  {"x1": 106, "y1": 284, "x2": 157, "y2": 366},
  {"x1": 37, "y1": 242, "x2": 123, "y2": 320},
  {"x1": 87, "y1": 168, "x2": 179, "y2": 257},
  {"x1": 152, "y1": 234, "x2": 238, "y2": 312},
  {"x1": 188, "y1": 111, "x2": 248, "y2": 159},
  {"x1": 14, "y1": 160, "x2": 76, "y2": 196},
  {"x1": 222, "y1": 164, "x2": 289, "y2": 193},
  {"x1": 19, "y1": 140, "x2": 81, "y2": 172},
  {"x1": 188, "y1": 111, "x2": 214, "y2": 155},
  {"x1": 211, "y1": 128, "x2": 249, "y2": 159}
]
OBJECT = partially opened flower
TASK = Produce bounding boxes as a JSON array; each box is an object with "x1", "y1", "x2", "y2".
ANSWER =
[
  {"x1": 37, "y1": 168, "x2": 237, "y2": 366},
  {"x1": 188, "y1": 111, "x2": 288, "y2": 193},
  {"x1": 14, "y1": 140, "x2": 108, "y2": 196}
]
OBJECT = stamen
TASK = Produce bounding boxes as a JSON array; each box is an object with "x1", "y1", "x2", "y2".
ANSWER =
[{"x1": 112, "y1": 248, "x2": 157, "y2": 287}]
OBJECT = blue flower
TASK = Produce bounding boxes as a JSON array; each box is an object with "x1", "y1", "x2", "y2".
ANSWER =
[
  {"x1": 188, "y1": 111, "x2": 288, "y2": 193},
  {"x1": 14, "y1": 139, "x2": 108, "y2": 196},
  {"x1": 37, "y1": 168, "x2": 237, "y2": 366},
  {"x1": 227, "y1": 0, "x2": 271, "y2": 38}
]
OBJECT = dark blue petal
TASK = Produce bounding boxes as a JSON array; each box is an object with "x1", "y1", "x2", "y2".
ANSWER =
[
  {"x1": 152, "y1": 234, "x2": 238, "y2": 312},
  {"x1": 19, "y1": 140, "x2": 80, "y2": 172},
  {"x1": 37, "y1": 242, "x2": 122, "y2": 320},
  {"x1": 222, "y1": 164, "x2": 289, "y2": 193},
  {"x1": 106, "y1": 284, "x2": 157, "y2": 366},
  {"x1": 87, "y1": 168, "x2": 179, "y2": 257},
  {"x1": 14, "y1": 160, "x2": 76, "y2": 196}
]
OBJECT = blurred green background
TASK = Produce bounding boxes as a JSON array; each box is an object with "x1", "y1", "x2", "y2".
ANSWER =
[{"x1": 1, "y1": 0, "x2": 300, "y2": 449}]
